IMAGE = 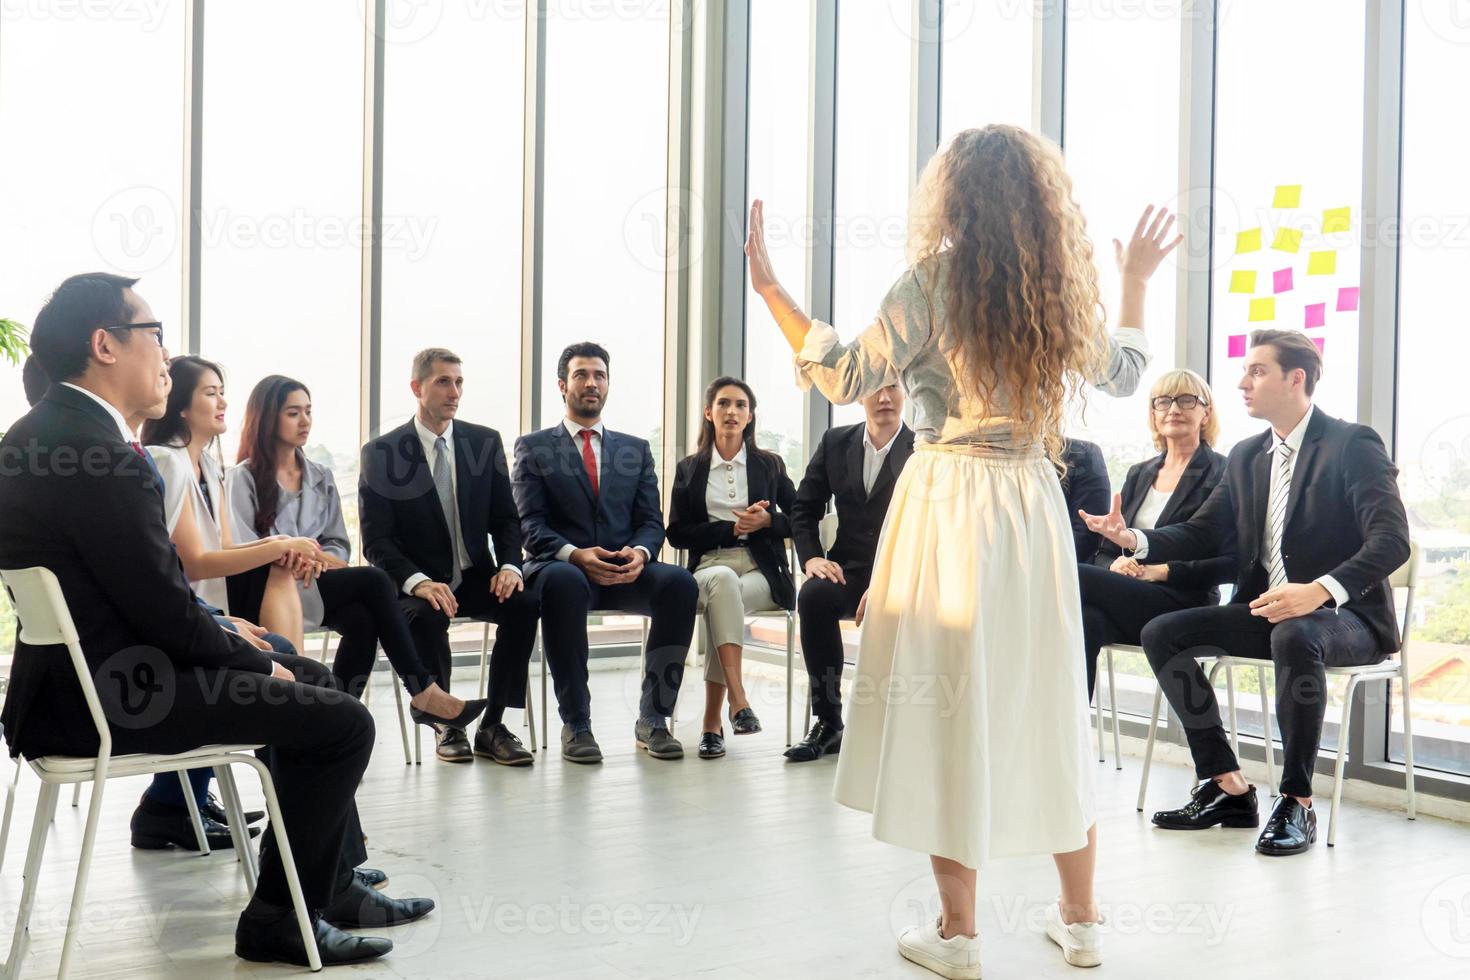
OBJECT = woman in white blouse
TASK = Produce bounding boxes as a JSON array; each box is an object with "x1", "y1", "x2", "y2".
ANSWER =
[
  {"x1": 667, "y1": 378, "x2": 798, "y2": 759},
  {"x1": 746, "y1": 124, "x2": 1180, "y2": 976}
]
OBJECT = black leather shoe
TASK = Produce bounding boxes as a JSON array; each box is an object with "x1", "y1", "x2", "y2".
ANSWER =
[
  {"x1": 1152, "y1": 780, "x2": 1259, "y2": 831},
  {"x1": 355, "y1": 867, "x2": 389, "y2": 891},
  {"x1": 698, "y1": 730, "x2": 726, "y2": 759},
  {"x1": 1256, "y1": 796, "x2": 1317, "y2": 856},
  {"x1": 202, "y1": 792, "x2": 264, "y2": 826},
  {"x1": 410, "y1": 697, "x2": 490, "y2": 730},
  {"x1": 561, "y1": 724, "x2": 604, "y2": 764},
  {"x1": 130, "y1": 799, "x2": 260, "y2": 851},
  {"x1": 634, "y1": 719, "x2": 684, "y2": 760},
  {"x1": 236, "y1": 908, "x2": 392, "y2": 966},
  {"x1": 434, "y1": 725, "x2": 473, "y2": 764},
  {"x1": 784, "y1": 719, "x2": 843, "y2": 762},
  {"x1": 323, "y1": 876, "x2": 435, "y2": 929},
  {"x1": 474, "y1": 723, "x2": 534, "y2": 766},
  {"x1": 730, "y1": 707, "x2": 761, "y2": 735}
]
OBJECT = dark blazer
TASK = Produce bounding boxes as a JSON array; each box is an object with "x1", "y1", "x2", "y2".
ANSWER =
[
  {"x1": 358, "y1": 418, "x2": 523, "y2": 590},
  {"x1": 1137, "y1": 408, "x2": 1410, "y2": 652},
  {"x1": 790, "y1": 422, "x2": 916, "y2": 574},
  {"x1": 667, "y1": 449, "x2": 799, "y2": 611},
  {"x1": 0, "y1": 385, "x2": 272, "y2": 759},
  {"x1": 1092, "y1": 442, "x2": 1234, "y2": 601},
  {"x1": 1060, "y1": 439, "x2": 1110, "y2": 563},
  {"x1": 512, "y1": 423, "x2": 665, "y2": 581}
]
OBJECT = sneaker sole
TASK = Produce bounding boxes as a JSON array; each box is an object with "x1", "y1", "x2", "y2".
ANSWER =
[
  {"x1": 1045, "y1": 923, "x2": 1101, "y2": 968},
  {"x1": 896, "y1": 938, "x2": 981, "y2": 979}
]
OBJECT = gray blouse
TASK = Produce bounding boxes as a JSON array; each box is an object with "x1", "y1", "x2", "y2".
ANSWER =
[
  {"x1": 224, "y1": 449, "x2": 351, "y2": 630},
  {"x1": 794, "y1": 253, "x2": 1151, "y2": 447}
]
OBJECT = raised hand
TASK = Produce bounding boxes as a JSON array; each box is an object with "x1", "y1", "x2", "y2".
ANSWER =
[
  {"x1": 1114, "y1": 205, "x2": 1184, "y2": 283},
  {"x1": 745, "y1": 199, "x2": 779, "y2": 297},
  {"x1": 1079, "y1": 493, "x2": 1137, "y2": 552}
]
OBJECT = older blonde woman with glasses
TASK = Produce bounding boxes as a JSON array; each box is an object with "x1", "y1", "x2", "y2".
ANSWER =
[{"x1": 1077, "y1": 369, "x2": 1233, "y2": 698}]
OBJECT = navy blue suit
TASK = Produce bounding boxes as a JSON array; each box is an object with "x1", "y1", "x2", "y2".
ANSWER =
[{"x1": 512, "y1": 423, "x2": 696, "y2": 726}]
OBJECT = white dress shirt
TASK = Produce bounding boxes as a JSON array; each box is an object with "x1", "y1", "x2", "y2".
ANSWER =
[
  {"x1": 706, "y1": 444, "x2": 750, "y2": 539},
  {"x1": 554, "y1": 418, "x2": 652, "y2": 564},
  {"x1": 863, "y1": 424, "x2": 904, "y2": 496},
  {"x1": 61, "y1": 382, "x2": 134, "y2": 444},
  {"x1": 402, "y1": 416, "x2": 519, "y2": 596},
  {"x1": 1132, "y1": 405, "x2": 1349, "y2": 606},
  {"x1": 1131, "y1": 486, "x2": 1172, "y2": 532}
]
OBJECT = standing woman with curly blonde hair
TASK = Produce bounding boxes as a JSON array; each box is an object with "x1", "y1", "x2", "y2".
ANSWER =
[{"x1": 746, "y1": 125, "x2": 1180, "y2": 977}]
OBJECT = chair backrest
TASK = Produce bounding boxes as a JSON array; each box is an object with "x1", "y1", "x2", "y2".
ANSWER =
[
  {"x1": 819, "y1": 513, "x2": 839, "y2": 553},
  {"x1": 0, "y1": 566, "x2": 113, "y2": 757},
  {"x1": 1391, "y1": 540, "x2": 1421, "y2": 662}
]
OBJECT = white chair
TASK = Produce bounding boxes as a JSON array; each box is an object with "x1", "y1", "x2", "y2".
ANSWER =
[
  {"x1": 315, "y1": 629, "x2": 417, "y2": 766},
  {"x1": 535, "y1": 613, "x2": 649, "y2": 750},
  {"x1": 1136, "y1": 542, "x2": 1420, "y2": 846},
  {"x1": 0, "y1": 566, "x2": 320, "y2": 976}
]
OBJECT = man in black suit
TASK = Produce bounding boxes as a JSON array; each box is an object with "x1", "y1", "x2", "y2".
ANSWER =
[
  {"x1": 1083, "y1": 329, "x2": 1410, "y2": 856},
  {"x1": 1061, "y1": 438, "x2": 1110, "y2": 563},
  {"x1": 786, "y1": 384, "x2": 915, "y2": 762},
  {"x1": 0, "y1": 274, "x2": 427, "y2": 967},
  {"x1": 512, "y1": 342, "x2": 698, "y2": 763},
  {"x1": 360, "y1": 348, "x2": 538, "y2": 766}
]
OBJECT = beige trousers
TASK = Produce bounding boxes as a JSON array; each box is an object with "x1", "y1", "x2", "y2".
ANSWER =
[{"x1": 692, "y1": 546, "x2": 774, "y2": 686}]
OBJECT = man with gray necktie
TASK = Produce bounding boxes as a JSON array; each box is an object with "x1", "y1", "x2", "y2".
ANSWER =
[
  {"x1": 359, "y1": 348, "x2": 538, "y2": 765},
  {"x1": 1082, "y1": 329, "x2": 1409, "y2": 857}
]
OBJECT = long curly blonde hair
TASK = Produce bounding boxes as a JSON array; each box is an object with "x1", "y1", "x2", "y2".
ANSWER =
[{"x1": 908, "y1": 125, "x2": 1109, "y2": 465}]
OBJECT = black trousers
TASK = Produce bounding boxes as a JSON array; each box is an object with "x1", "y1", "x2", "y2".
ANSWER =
[
  {"x1": 528, "y1": 560, "x2": 698, "y2": 726},
  {"x1": 1140, "y1": 603, "x2": 1383, "y2": 799},
  {"x1": 108, "y1": 651, "x2": 371, "y2": 910},
  {"x1": 796, "y1": 565, "x2": 870, "y2": 727},
  {"x1": 399, "y1": 566, "x2": 538, "y2": 705},
  {"x1": 316, "y1": 565, "x2": 435, "y2": 699},
  {"x1": 1076, "y1": 562, "x2": 1205, "y2": 699}
]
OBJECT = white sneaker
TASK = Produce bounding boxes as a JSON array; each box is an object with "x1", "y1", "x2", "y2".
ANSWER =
[
  {"x1": 1045, "y1": 901, "x2": 1103, "y2": 968},
  {"x1": 896, "y1": 916, "x2": 982, "y2": 979}
]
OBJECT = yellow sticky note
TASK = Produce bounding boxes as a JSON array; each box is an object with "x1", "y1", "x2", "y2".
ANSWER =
[
  {"x1": 1323, "y1": 207, "x2": 1351, "y2": 233},
  {"x1": 1236, "y1": 228, "x2": 1263, "y2": 254},
  {"x1": 1272, "y1": 227, "x2": 1303, "y2": 253},
  {"x1": 1248, "y1": 297, "x2": 1276, "y2": 322},
  {"x1": 1229, "y1": 270, "x2": 1257, "y2": 294},
  {"x1": 1307, "y1": 250, "x2": 1337, "y2": 275},
  {"x1": 1273, "y1": 184, "x2": 1303, "y2": 208}
]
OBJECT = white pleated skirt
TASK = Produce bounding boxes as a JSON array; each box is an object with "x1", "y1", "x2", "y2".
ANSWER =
[{"x1": 832, "y1": 444, "x2": 1096, "y2": 869}]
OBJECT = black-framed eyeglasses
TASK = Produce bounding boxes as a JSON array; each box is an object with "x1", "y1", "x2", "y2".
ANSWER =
[
  {"x1": 1151, "y1": 394, "x2": 1206, "y2": 412},
  {"x1": 102, "y1": 321, "x2": 165, "y2": 347}
]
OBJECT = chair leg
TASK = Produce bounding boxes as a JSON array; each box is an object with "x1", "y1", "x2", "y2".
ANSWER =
[
  {"x1": 1223, "y1": 665, "x2": 1240, "y2": 761},
  {"x1": 239, "y1": 757, "x2": 322, "y2": 972},
  {"x1": 1257, "y1": 666, "x2": 1276, "y2": 797},
  {"x1": 179, "y1": 771, "x2": 210, "y2": 855},
  {"x1": 1399, "y1": 662, "x2": 1416, "y2": 820},
  {"x1": 1095, "y1": 677, "x2": 1105, "y2": 763},
  {"x1": 786, "y1": 619, "x2": 795, "y2": 748},
  {"x1": 540, "y1": 631, "x2": 549, "y2": 751},
  {"x1": 59, "y1": 772, "x2": 109, "y2": 979},
  {"x1": 390, "y1": 669, "x2": 413, "y2": 766},
  {"x1": 479, "y1": 622, "x2": 491, "y2": 697},
  {"x1": 70, "y1": 783, "x2": 81, "y2": 808},
  {"x1": 1328, "y1": 676, "x2": 1359, "y2": 847},
  {"x1": 1106, "y1": 648, "x2": 1121, "y2": 771},
  {"x1": 212, "y1": 765, "x2": 257, "y2": 893},
  {"x1": 0, "y1": 759, "x2": 22, "y2": 876},
  {"x1": 525, "y1": 678, "x2": 537, "y2": 753},
  {"x1": 1137, "y1": 686, "x2": 1164, "y2": 812},
  {"x1": 6, "y1": 780, "x2": 60, "y2": 980},
  {"x1": 320, "y1": 631, "x2": 330, "y2": 663}
]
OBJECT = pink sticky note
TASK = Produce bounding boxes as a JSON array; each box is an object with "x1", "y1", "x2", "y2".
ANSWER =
[
  {"x1": 1337, "y1": 286, "x2": 1360, "y2": 312},
  {"x1": 1228, "y1": 334, "x2": 1247, "y2": 358},
  {"x1": 1305, "y1": 303, "x2": 1326, "y2": 328},
  {"x1": 1273, "y1": 268, "x2": 1294, "y2": 293},
  {"x1": 1312, "y1": 337, "x2": 1325, "y2": 354}
]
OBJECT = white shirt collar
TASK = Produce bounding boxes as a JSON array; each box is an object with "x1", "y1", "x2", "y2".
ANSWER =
[
  {"x1": 414, "y1": 415, "x2": 454, "y2": 455},
  {"x1": 61, "y1": 382, "x2": 134, "y2": 444},
  {"x1": 863, "y1": 423, "x2": 903, "y2": 456},
  {"x1": 1271, "y1": 404, "x2": 1314, "y2": 455},
  {"x1": 563, "y1": 418, "x2": 605, "y2": 441},
  {"x1": 712, "y1": 443, "x2": 747, "y2": 467}
]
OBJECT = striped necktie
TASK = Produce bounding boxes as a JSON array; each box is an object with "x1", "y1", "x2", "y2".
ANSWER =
[{"x1": 1264, "y1": 442, "x2": 1295, "y2": 590}]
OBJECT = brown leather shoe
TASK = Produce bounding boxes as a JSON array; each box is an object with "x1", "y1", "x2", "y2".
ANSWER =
[
  {"x1": 434, "y1": 725, "x2": 473, "y2": 764},
  {"x1": 473, "y1": 723, "x2": 533, "y2": 766}
]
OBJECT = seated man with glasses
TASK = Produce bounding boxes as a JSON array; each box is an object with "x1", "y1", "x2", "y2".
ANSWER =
[{"x1": 1075, "y1": 369, "x2": 1233, "y2": 700}]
